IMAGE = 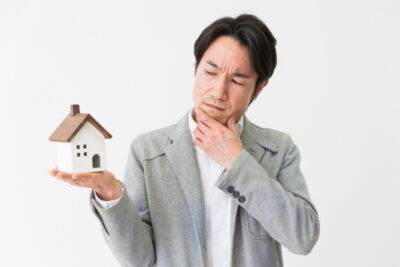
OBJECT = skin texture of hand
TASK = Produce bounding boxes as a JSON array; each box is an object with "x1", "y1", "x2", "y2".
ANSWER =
[
  {"x1": 193, "y1": 107, "x2": 243, "y2": 169},
  {"x1": 48, "y1": 167, "x2": 122, "y2": 201}
]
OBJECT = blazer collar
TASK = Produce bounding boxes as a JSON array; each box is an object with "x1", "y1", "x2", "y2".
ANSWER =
[{"x1": 241, "y1": 114, "x2": 278, "y2": 154}]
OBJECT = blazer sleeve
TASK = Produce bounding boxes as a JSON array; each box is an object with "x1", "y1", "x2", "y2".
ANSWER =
[
  {"x1": 215, "y1": 134, "x2": 320, "y2": 255},
  {"x1": 89, "y1": 138, "x2": 155, "y2": 267}
]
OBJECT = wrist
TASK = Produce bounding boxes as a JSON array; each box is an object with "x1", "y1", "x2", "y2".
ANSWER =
[
  {"x1": 95, "y1": 180, "x2": 122, "y2": 201},
  {"x1": 227, "y1": 147, "x2": 244, "y2": 170}
]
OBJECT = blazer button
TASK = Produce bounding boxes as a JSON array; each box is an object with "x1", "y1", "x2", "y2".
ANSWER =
[
  {"x1": 233, "y1": 191, "x2": 240, "y2": 198},
  {"x1": 227, "y1": 186, "x2": 235, "y2": 193},
  {"x1": 238, "y1": 196, "x2": 246, "y2": 203}
]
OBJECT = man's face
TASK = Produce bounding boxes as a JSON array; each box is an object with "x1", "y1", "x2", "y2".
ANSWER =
[{"x1": 192, "y1": 35, "x2": 264, "y2": 125}]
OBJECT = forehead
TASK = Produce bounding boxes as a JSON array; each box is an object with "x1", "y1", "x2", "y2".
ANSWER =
[{"x1": 201, "y1": 35, "x2": 254, "y2": 74}]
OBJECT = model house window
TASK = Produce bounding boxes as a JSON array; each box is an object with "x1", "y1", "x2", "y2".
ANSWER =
[
  {"x1": 77, "y1": 153, "x2": 80, "y2": 157},
  {"x1": 77, "y1": 145, "x2": 80, "y2": 149},
  {"x1": 83, "y1": 144, "x2": 87, "y2": 149},
  {"x1": 84, "y1": 152, "x2": 87, "y2": 156}
]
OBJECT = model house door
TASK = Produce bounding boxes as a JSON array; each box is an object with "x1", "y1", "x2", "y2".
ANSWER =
[{"x1": 92, "y1": 154, "x2": 100, "y2": 168}]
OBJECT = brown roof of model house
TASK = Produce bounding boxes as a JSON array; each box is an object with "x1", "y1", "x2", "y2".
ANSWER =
[{"x1": 49, "y1": 104, "x2": 112, "y2": 142}]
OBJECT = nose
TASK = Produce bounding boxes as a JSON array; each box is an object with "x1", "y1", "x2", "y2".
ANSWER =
[{"x1": 211, "y1": 76, "x2": 228, "y2": 100}]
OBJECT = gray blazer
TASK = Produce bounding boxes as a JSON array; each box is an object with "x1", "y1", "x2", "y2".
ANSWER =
[{"x1": 89, "y1": 111, "x2": 320, "y2": 267}]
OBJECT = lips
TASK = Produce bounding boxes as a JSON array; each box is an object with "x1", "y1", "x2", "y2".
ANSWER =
[{"x1": 205, "y1": 103, "x2": 225, "y2": 111}]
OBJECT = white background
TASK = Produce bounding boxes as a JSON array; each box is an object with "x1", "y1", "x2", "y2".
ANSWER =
[{"x1": 1, "y1": 0, "x2": 399, "y2": 266}]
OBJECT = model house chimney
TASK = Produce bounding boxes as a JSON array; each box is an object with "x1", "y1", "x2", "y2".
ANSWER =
[{"x1": 70, "y1": 104, "x2": 80, "y2": 115}]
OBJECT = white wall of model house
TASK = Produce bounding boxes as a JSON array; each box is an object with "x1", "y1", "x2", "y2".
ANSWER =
[{"x1": 56, "y1": 121, "x2": 107, "y2": 173}]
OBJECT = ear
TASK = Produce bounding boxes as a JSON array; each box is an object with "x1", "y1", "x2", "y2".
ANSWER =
[{"x1": 251, "y1": 79, "x2": 269, "y2": 101}]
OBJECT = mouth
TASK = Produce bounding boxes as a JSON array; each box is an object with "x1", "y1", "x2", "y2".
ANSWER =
[{"x1": 204, "y1": 103, "x2": 225, "y2": 111}]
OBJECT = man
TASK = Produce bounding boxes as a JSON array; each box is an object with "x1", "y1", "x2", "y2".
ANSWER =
[{"x1": 49, "y1": 14, "x2": 320, "y2": 267}]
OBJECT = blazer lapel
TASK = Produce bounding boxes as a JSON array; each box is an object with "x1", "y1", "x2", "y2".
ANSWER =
[{"x1": 164, "y1": 111, "x2": 206, "y2": 248}]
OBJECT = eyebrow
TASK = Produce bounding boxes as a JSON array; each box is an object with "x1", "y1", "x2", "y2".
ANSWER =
[{"x1": 206, "y1": 60, "x2": 250, "y2": 79}]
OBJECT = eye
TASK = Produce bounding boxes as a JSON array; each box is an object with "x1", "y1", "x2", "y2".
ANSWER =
[
  {"x1": 232, "y1": 79, "x2": 244, "y2": 86},
  {"x1": 205, "y1": 70, "x2": 216, "y2": 76}
]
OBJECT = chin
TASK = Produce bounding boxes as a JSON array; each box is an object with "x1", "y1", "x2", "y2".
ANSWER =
[
  {"x1": 196, "y1": 104, "x2": 231, "y2": 125},
  {"x1": 211, "y1": 115, "x2": 229, "y2": 125}
]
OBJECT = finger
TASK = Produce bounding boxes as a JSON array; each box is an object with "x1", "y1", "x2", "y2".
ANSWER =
[
  {"x1": 56, "y1": 171, "x2": 73, "y2": 180},
  {"x1": 195, "y1": 107, "x2": 212, "y2": 125},
  {"x1": 48, "y1": 167, "x2": 59, "y2": 177},
  {"x1": 73, "y1": 171, "x2": 102, "y2": 180},
  {"x1": 70, "y1": 178, "x2": 95, "y2": 188},
  {"x1": 49, "y1": 169, "x2": 94, "y2": 188},
  {"x1": 71, "y1": 181, "x2": 85, "y2": 187},
  {"x1": 55, "y1": 174, "x2": 74, "y2": 184},
  {"x1": 196, "y1": 121, "x2": 212, "y2": 136},
  {"x1": 193, "y1": 126, "x2": 207, "y2": 141},
  {"x1": 196, "y1": 107, "x2": 221, "y2": 129},
  {"x1": 73, "y1": 172, "x2": 107, "y2": 189},
  {"x1": 193, "y1": 137, "x2": 205, "y2": 149},
  {"x1": 227, "y1": 116, "x2": 237, "y2": 134},
  {"x1": 56, "y1": 174, "x2": 95, "y2": 189},
  {"x1": 66, "y1": 179, "x2": 89, "y2": 188}
]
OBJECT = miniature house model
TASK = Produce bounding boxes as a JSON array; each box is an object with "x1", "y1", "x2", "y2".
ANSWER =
[{"x1": 49, "y1": 104, "x2": 112, "y2": 173}]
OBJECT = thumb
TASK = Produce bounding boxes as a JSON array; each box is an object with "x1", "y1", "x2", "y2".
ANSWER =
[{"x1": 227, "y1": 116, "x2": 237, "y2": 133}]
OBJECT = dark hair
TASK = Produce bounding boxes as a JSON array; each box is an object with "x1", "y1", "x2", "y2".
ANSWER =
[{"x1": 194, "y1": 14, "x2": 277, "y2": 102}]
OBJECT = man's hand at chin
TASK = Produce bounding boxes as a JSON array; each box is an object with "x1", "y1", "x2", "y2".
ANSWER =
[{"x1": 193, "y1": 107, "x2": 243, "y2": 169}]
